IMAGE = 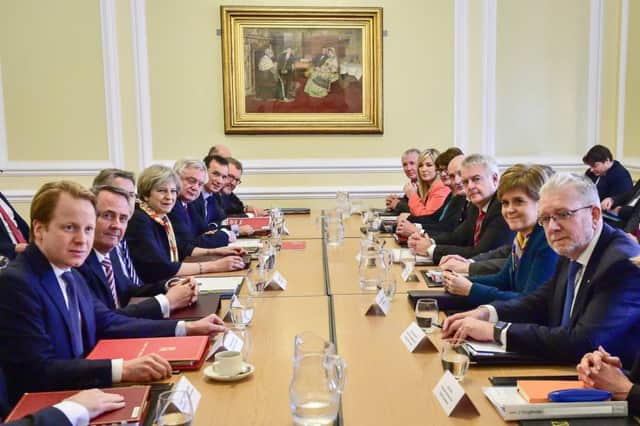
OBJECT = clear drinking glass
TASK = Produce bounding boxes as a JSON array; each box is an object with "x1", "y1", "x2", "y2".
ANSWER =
[
  {"x1": 335, "y1": 191, "x2": 351, "y2": 220},
  {"x1": 230, "y1": 296, "x2": 255, "y2": 329},
  {"x1": 155, "y1": 390, "x2": 193, "y2": 426},
  {"x1": 415, "y1": 298, "x2": 439, "y2": 333},
  {"x1": 379, "y1": 278, "x2": 397, "y2": 300},
  {"x1": 325, "y1": 212, "x2": 344, "y2": 247},
  {"x1": 440, "y1": 340, "x2": 470, "y2": 381},
  {"x1": 245, "y1": 268, "x2": 268, "y2": 296}
]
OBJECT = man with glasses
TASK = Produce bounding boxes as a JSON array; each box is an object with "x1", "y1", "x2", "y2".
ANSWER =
[
  {"x1": 222, "y1": 157, "x2": 266, "y2": 217},
  {"x1": 408, "y1": 154, "x2": 513, "y2": 263},
  {"x1": 442, "y1": 173, "x2": 640, "y2": 365}
]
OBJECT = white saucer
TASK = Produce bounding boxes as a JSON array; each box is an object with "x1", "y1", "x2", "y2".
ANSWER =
[{"x1": 204, "y1": 362, "x2": 255, "y2": 382}]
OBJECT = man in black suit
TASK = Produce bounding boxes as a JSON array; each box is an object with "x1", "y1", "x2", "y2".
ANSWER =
[
  {"x1": 79, "y1": 185, "x2": 196, "y2": 319},
  {"x1": 0, "y1": 192, "x2": 29, "y2": 260},
  {"x1": 277, "y1": 47, "x2": 296, "y2": 101},
  {"x1": 408, "y1": 154, "x2": 514, "y2": 263},
  {"x1": 385, "y1": 148, "x2": 419, "y2": 215},
  {"x1": 222, "y1": 157, "x2": 265, "y2": 217},
  {"x1": 442, "y1": 173, "x2": 640, "y2": 365},
  {"x1": 601, "y1": 178, "x2": 640, "y2": 228}
]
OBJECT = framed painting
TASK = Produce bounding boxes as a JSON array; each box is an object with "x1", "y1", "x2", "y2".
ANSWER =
[{"x1": 220, "y1": 6, "x2": 383, "y2": 134}]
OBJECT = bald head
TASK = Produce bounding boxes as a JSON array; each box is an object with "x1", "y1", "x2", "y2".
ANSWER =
[
  {"x1": 208, "y1": 144, "x2": 231, "y2": 158},
  {"x1": 447, "y1": 155, "x2": 466, "y2": 196}
]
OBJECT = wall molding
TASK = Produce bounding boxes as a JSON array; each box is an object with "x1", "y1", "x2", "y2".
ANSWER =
[
  {"x1": 481, "y1": 0, "x2": 497, "y2": 155},
  {"x1": 586, "y1": 0, "x2": 604, "y2": 149},
  {"x1": 0, "y1": 0, "x2": 124, "y2": 176},
  {"x1": 131, "y1": 0, "x2": 153, "y2": 170},
  {"x1": 616, "y1": 0, "x2": 629, "y2": 162},
  {"x1": 454, "y1": 0, "x2": 469, "y2": 152}
]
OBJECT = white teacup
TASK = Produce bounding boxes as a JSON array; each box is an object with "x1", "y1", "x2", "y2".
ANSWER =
[{"x1": 214, "y1": 350, "x2": 243, "y2": 376}]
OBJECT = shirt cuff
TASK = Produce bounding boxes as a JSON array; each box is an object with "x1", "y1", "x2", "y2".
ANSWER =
[
  {"x1": 53, "y1": 401, "x2": 90, "y2": 426},
  {"x1": 427, "y1": 243, "x2": 436, "y2": 258},
  {"x1": 481, "y1": 304, "x2": 499, "y2": 323},
  {"x1": 175, "y1": 321, "x2": 187, "y2": 336},
  {"x1": 220, "y1": 228, "x2": 237, "y2": 242},
  {"x1": 500, "y1": 323, "x2": 511, "y2": 349},
  {"x1": 154, "y1": 294, "x2": 170, "y2": 318},
  {"x1": 230, "y1": 224, "x2": 240, "y2": 235},
  {"x1": 415, "y1": 223, "x2": 423, "y2": 231},
  {"x1": 111, "y1": 359, "x2": 123, "y2": 383}
]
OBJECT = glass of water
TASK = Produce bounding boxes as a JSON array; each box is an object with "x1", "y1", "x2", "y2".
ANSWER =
[
  {"x1": 415, "y1": 298, "x2": 438, "y2": 333},
  {"x1": 378, "y1": 278, "x2": 397, "y2": 300},
  {"x1": 230, "y1": 296, "x2": 255, "y2": 329},
  {"x1": 325, "y1": 212, "x2": 344, "y2": 247},
  {"x1": 440, "y1": 340, "x2": 470, "y2": 381},
  {"x1": 155, "y1": 390, "x2": 193, "y2": 426}
]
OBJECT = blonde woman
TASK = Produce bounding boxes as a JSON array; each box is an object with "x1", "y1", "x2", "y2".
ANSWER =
[{"x1": 404, "y1": 149, "x2": 451, "y2": 217}]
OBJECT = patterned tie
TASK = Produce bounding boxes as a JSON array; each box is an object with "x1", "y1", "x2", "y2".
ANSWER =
[
  {"x1": 0, "y1": 205, "x2": 26, "y2": 243},
  {"x1": 101, "y1": 257, "x2": 119, "y2": 308},
  {"x1": 560, "y1": 261, "x2": 582, "y2": 327},
  {"x1": 473, "y1": 210, "x2": 486, "y2": 246},
  {"x1": 118, "y1": 240, "x2": 141, "y2": 286},
  {"x1": 61, "y1": 271, "x2": 84, "y2": 357}
]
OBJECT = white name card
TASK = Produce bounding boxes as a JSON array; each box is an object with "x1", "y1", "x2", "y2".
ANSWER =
[
  {"x1": 401, "y1": 263, "x2": 418, "y2": 282},
  {"x1": 266, "y1": 271, "x2": 288, "y2": 290},
  {"x1": 173, "y1": 376, "x2": 201, "y2": 413},
  {"x1": 433, "y1": 371, "x2": 478, "y2": 417},
  {"x1": 400, "y1": 322, "x2": 436, "y2": 353},
  {"x1": 365, "y1": 289, "x2": 390, "y2": 316},
  {"x1": 206, "y1": 329, "x2": 244, "y2": 360}
]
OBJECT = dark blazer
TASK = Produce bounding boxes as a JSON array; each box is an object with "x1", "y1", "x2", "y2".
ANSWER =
[
  {"x1": 492, "y1": 223, "x2": 640, "y2": 365},
  {"x1": 5, "y1": 407, "x2": 72, "y2": 426},
  {"x1": 167, "y1": 201, "x2": 228, "y2": 256},
  {"x1": 585, "y1": 160, "x2": 633, "y2": 201},
  {"x1": 468, "y1": 244, "x2": 510, "y2": 276},
  {"x1": 222, "y1": 192, "x2": 245, "y2": 216},
  {"x1": 432, "y1": 194, "x2": 514, "y2": 263},
  {"x1": 78, "y1": 251, "x2": 163, "y2": 319},
  {"x1": 411, "y1": 194, "x2": 468, "y2": 237},
  {"x1": 387, "y1": 195, "x2": 410, "y2": 215},
  {"x1": 0, "y1": 244, "x2": 178, "y2": 404},
  {"x1": 466, "y1": 225, "x2": 558, "y2": 305},
  {"x1": 191, "y1": 193, "x2": 226, "y2": 229},
  {"x1": 624, "y1": 202, "x2": 640, "y2": 235},
  {"x1": 124, "y1": 206, "x2": 181, "y2": 283},
  {"x1": 626, "y1": 356, "x2": 640, "y2": 415},
  {"x1": 0, "y1": 192, "x2": 30, "y2": 260},
  {"x1": 611, "y1": 178, "x2": 640, "y2": 223}
]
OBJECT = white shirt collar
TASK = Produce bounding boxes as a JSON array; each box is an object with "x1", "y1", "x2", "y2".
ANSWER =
[
  {"x1": 50, "y1": 263, "x2": 70, "y2": 278},
  {"x1": 93, "y1": 248, "x2": 109, "y2": 263}
]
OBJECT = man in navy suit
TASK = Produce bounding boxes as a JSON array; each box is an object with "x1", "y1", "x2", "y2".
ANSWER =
[
  {"x1": 0, "y1": 181, "x2": 226, "y2": 405},
  {"x1": 0, "y1": 192, "x2": 30, "y2": 260},
  {"x1": 79, "y1": 185, "x2": 197, "y2": 319},
  {"x1": 169, "y1": 159, "x2": 230, "y2": 251},
  {"x1": 222, "y1": 157, "x2": 266, "y2": 217},
  {"x1": 443, "y1": 173, "x2": 640, "y2": 365}
]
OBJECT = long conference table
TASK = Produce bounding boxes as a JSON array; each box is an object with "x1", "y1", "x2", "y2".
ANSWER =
[{"x1": 183, "y1": 211, "x2": 575, "y2": 425}]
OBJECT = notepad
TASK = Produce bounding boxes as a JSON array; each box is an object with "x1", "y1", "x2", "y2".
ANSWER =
[
  {"x1": 229, "y1": 239, "x2": 262, "y2": 248},
  {"x1": 196, "y1": 276, "x2": 244, "y2": 294}
]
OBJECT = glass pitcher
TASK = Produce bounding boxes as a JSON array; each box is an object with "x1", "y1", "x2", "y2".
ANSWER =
[
  {"x1": 358, "y1": 241, "x2": 387, "y2": 292},
  {"x1": 294, "y1": 331, "x2": 336, "y2": 362},
  {"x1": 290, "y1": 352, "x2": 346, "y2": 426}
]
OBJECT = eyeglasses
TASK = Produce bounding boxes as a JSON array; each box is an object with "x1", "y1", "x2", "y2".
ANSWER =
[
  {"x1": 228, "y1": 176, "x2": 242, "y2": 185},
  {"x1": 537, "y1": 206, "x2": 592, "y2": 227}
]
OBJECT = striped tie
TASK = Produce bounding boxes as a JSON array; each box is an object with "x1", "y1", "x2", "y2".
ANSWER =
[
  {"x1": 101, "y1": 257, "x2": 119, "y2": 308},
  {"x1": 118, "y1": 240, "x2": 141, "y2": 286}
]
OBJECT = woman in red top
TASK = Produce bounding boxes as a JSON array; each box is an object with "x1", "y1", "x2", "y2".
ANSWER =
[{"x1": 405, "y1": 149, "x2": 451, "y2": 216}]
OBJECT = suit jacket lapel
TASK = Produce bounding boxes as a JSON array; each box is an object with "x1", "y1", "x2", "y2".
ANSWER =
[{"x1": 86, "y1": 251, "x2": 111, "y2": 301}]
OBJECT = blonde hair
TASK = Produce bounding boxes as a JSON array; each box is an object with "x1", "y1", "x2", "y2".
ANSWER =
[
  {"x1": 497, "y1": 164, "x2": 549, "y2": 202},
  {"x1": 417, "y1": 148, "x2": 441, "y2": 202}
]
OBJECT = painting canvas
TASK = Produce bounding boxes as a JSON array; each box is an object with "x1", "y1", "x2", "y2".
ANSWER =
[{"x1": 221, "y1": 7, "x2": 383, "y2": 134}]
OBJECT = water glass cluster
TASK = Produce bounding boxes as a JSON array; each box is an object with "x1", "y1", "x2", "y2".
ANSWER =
[
  {"x1": 269, "y1": 208, "x2": 285, "y2": 250},
  {"x1": 358, "y1": 237, "x2": 395, "y2": 299}
]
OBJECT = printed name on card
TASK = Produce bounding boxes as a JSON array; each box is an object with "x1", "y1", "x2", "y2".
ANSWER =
[
  {"x1": 266, "y1": 271, "x2": 288, "y2": 290},
  {"x1": 400, "y1": 322, "x2": 437, "y2": 353},
  {"x1": 432, "y1": 371, "x2": 479, "y2": 417},
  {"x1": 206, "y1": 329, "x2": 244, "y2": 360}
]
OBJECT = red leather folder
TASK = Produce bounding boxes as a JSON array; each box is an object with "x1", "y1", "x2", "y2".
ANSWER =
[
  {"x1": 225, "y1": 217, "x2": 270, "y2": 229},
  {"x1": 6, "y1": 386, "x2": 151, "y2": 425},
  {"x1": 87, "y1": 336, "x2": 209, "y2": 370}
]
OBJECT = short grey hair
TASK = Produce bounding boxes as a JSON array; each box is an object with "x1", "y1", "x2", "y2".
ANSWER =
[
  {"x1": 402, "y1": 148, "x2": 421, "y2": 158},
  {"x1": 539, "y1": 172, "x2": 600, "y2": 206},
  {"x1": 461, "y1": 154, "x2": 499, "y2": 177},
  {"x1": 173, "y1": 158, "x2": 209, "y2": 184},
  {"x1": 137, "y1": 164, "x2": 181, "y2": 201}
]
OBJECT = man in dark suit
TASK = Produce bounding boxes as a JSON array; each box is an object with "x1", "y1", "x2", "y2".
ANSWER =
[
  {"x1": 277, "y1": 47, "x2": 296, "y2": 101},
  {"x1": 385, "y1": 149, "x2": 419, "y2": 215},
  {"x1": 0, "y1": 181, "x2": 226, "y2": 404},
  {"x1": 408, "y1": 154, "x2": 514, "y2": 264},
  {"x1": 79, "y1": 185, "x2": 196, "y2": 319},
  {"x1": 169, "y1": 159, "x2": 230, "y2": 251},
  {"x1": 0, "y1": 192, "x2": 29, "y2": 260},
  {"x1": 601, "y1": 178, "x2": 640, "y2": 228},
  {"x1": 222, "y1": 157, "x2": 265, "y2": 217},
  {"x1": 443, "y1": 173, "x2": 640, "y2": 365}
]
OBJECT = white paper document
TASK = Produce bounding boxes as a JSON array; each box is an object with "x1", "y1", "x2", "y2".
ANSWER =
[
  {"x1": 229, "y1": 239, "x2": 262, "y2": 248},
  {"x1": 197, "y1": 276, "x2": 244, "y2": 293}
]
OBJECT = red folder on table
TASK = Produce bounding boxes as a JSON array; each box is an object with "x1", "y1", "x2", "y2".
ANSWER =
[
  {"x1": 87, "y1": 336, "x2": 209, "y2": 370},
  {"x1": 224, "y1": 217, "x2": 270, "y2": 229},
  {"x1": 6, "y1": 386, "x2": 150, "y2": 425}
]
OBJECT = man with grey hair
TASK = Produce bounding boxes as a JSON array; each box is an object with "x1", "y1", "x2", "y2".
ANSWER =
[
  {"x1": 385, "y1": 148, "x2": 420, "y2": 215},
  {"x1": 442, "y1": 173, "x2": 640, "y2": 365},
  {"x1": 408, "y1": 154, "x2": 513, "y2": 263},
  {"x1": 169, "y1": 159, "x2": 231, "y2": 249}
]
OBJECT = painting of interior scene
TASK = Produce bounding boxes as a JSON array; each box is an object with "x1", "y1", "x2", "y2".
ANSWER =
[{"x1": 243, "y1": 27, "x2": 363, "y2": 114}]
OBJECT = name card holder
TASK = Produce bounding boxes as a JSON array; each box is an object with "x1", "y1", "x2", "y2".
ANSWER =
[
  {"x1": 206, "y1": 329, "x2": 244, "y2": 360},
  {"x1": 401, "y1": 262, "x2": 419, "y2": 282},
  {"x1": 365, "y1": 289, "x2": 390, "y2": 316},
  {"x1": 265, "y1": 271, "x2": 288, "y2": 290},
  {"x1": 222, "y1": 295, "x2": 241, "y2": 322},
  {"x1": 400, "y1": 322, "x2": 437, "y2": 353},
  {"x1": 173, "y1": 376, "x2": 201, "y2": 413},
  {"x1": 432, "y1": 371, "x2": 479, "y2": 417}
]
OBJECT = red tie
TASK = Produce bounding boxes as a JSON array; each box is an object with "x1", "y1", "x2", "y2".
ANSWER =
[
  {"x1": 0, "y1": 205, "x2": 26, "y2": 243},
  {"x1": 473, "y1": 210, "x2": 486, "y2": 246}
]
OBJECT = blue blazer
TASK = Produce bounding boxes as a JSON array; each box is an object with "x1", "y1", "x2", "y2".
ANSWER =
[
  {"x1": 0, "y1": 244, "x2": 178, "y2": 404},
  {"x1": 191, "y1": 193, "x2": 226, "y2": 228},
  {"x1": 5, "y1": 407, "x2": 71, "y2": 426},
  {"x1": 585, "y1": 160, "x2": 633, "y2": 201},
  {"x1": 0, "y1": 192, "x2": 30, "y2": 260},
  {"x1": 167, "y1": 201, "x2": 229, "y2": 256},
  {"x1": 124, "y1": 206, "x2": 181, "y2": 283},
  {"x1": 222, "y1": 192, "x2": 246, "y2": 216},
  {"x1": 78, "y1": 250, "x2": 163, "y2": 319},
  {"x1": 466, "y1": 225, "x2": 558, "y2": 305},
  {"x1": 492, "y1": 223, "x2": 640, "y2": 365}
]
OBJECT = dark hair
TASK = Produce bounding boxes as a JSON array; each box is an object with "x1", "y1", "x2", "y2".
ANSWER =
[
  {"x1": 203, "y1": 154, "x2": 229, "y2": 169},
  {"x1": 227, "y1": 157, "x2": 243, "y2": 172},
  {"x1": 435, "y1": 147, "x2": 464, "y2": 169},
  {"x1": 582, "y1": 145, "x2": 613, "y2": 165},
  {"x1": 91, "y1": 185, "x2": 131, "y2": 204},
  {"x1": 93, "y1": 168, "x2": 135, "y2": 187}
]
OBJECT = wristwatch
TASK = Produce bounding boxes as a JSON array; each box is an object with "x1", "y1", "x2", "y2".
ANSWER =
[{"x1": 493, "y1": 321, "x2": 509, "y2": 344}]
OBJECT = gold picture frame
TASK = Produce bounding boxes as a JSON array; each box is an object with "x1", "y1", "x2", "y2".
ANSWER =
[{"x1": 221, "y1": 6, "x2": 383, "y2": 134}]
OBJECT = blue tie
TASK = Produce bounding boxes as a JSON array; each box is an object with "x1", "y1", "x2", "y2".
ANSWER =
[
  {"x1": 118, "y1": 240, "x2": 141, "y2": 287},
  {"x1": 560, "y1": 261, "x2": 581, "y2": 327},
  {"x1": 61, "y1": 271, "x2": 84, "y2": 357}
]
